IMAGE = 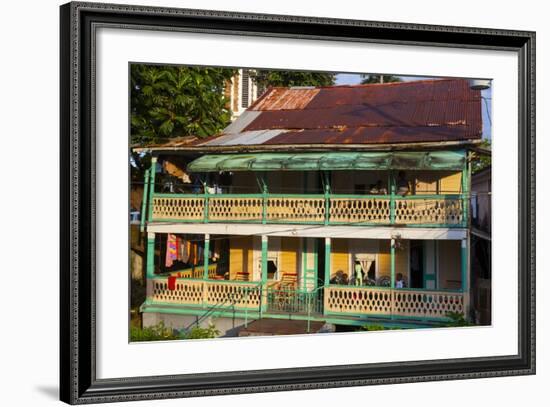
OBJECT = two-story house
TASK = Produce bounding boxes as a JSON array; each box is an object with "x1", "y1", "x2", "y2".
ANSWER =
[{"x1": 134, "y1": 78, "x2": 483, "y2": 336}]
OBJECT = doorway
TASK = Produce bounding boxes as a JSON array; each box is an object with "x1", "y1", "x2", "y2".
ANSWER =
[{"x1": 409, "y1": 240, "x2": 424, "y2": 288}]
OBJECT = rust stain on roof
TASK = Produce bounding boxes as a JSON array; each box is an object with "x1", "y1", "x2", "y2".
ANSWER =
[{"x1": 251, "y1": 87, "x2": 321, "y2": 111}]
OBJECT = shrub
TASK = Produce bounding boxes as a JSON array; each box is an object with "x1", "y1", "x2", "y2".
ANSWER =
[
  {"x1": 181, "y1": 324, "x2": 220, "y2": 340},
  {"x1": 130, "y1": 321, "x2": 179, "y2": 342},
  {"x1": 444, "y1": 312, "x2": 472, "y2": 327}
]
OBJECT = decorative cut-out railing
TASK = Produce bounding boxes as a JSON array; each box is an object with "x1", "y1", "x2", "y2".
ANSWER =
[
  {"x1": 148, "y1": 279, "x2": 464, "y2": 319},
  {"x1": 324, "y1": 286, "x2": 464, "y2": 318},
  {"x1": 150, "y1": 278, "x2": 264, "y2": 310},
  {"x1": 149, "y1": 193, "x2": 465, "y2": 227}
]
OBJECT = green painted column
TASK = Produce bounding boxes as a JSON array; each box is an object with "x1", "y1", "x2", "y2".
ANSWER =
[
  {"x1": 261, "y1": 235, "x2": 268, "y2": 312},
  {"x1": 324, "y1": 172, "x2": 330, "y2": 225},
  {"x1": 389, "y1": 172, "x2": 396, "y2": 224},
  {"x1": 203, "y1": 181, "x2": 209, "y2": 223},
  {"x1": 203, "y1": 234, "x2": 210, "y2": 280},
  {"x1": 140, "y1": 169, "x2": 150, "y2": 232},
  {"x1": 390, "y1": 238, "x2": 396, "y2": 289},
  {"x1": 324, "y1": 237, "x2": 331, "y2": 285},
  {"x1": 261, "y1": 236, "x2": 268, "y2": 283},
  {"x1": 147, "y1": 156, "x2": 157, "y2": 222},
  {"x1": 146, "y1": 232, "x2": 156, "y2": 279}
]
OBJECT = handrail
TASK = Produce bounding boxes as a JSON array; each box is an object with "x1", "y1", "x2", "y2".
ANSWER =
[{"x1": 151, "y1": 192, "x2": 465, "y2": 227}]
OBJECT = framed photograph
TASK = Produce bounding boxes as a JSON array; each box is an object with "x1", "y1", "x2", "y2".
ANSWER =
[{"x1": 60, "y1": 1, "x2": 535, "y2": 404}]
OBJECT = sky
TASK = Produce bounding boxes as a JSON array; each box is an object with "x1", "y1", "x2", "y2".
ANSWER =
[{"x1": 334, "y1": 73, "x2": 492, "y2": 140}]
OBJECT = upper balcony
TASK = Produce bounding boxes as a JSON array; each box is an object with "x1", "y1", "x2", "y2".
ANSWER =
[{"x1": 141, "y1": 151, "x2": 470, "y2": 229}]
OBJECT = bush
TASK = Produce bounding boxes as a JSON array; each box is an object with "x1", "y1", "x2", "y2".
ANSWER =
[
  {"x1": 130, "y1": 321, "x2": 179, "y2": 342},
  {"x1": 181, "y1": 324, "x2": 220, "y2": 340},
  {"x1": 444, "y1": 312, "x2": 472, "y2": 327}
]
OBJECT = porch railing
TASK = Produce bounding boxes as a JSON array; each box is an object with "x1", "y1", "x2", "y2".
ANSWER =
[
  {"x1": 148, "y1": 279, "x2": 465, "y2": 320},
  {"x1": 324, "y1": 285, "x2": 465, "y2": 319},
  {"x1": 150, "y1": 278, "x2": 264, "y2": 310},
  {"x1": 150, "y1": 193, "x2": 464, "y2": 227}
]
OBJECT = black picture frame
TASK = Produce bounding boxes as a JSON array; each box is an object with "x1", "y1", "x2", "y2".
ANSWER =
[{"x1": 60, "y1": 2, "x2": 536, "y2": 404}]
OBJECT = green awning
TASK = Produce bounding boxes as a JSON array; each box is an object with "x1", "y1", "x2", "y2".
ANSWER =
[{"x1": 186, "y1": 151, "x2": 466, "y2": 172}]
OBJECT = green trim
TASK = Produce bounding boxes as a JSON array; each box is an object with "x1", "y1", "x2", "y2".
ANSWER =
[
  {"x1": 146, "y1": 234, "x2": 155, "y2": 279},
  {"x1": 140, "y1": 169, "x2": 150, "y2": 232},
  {"x1": 324, "y1": 239, "x2": 331, "y2": 284},
  {"x1": 390, "y1": 171, "x2": 396, "y2": 223},
  {"x1": 140, "y1": 303, "x2": 449, "y2": 329},
  {"x1": 390, "y1": 239, "x2": 396, "y2": 289},
  {"x1": 202, "y1": 182, "x2": 209, "y2": 224}
]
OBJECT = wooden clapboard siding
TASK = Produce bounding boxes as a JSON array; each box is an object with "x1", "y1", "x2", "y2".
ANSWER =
[
  {"x1": 378, "y1": 240, "x2": 409, "y2": 279},
  {"x1": 280, "y1": 237, "x2": 299, "y2": 275},
  {"x1": 439, "y1": 171, "x2": 462, "y2": 194},
  {"x1": 330, "y1": 239, "x2": 349, "y2": 278},
  {"x1": 229, "y1": 236, "x2": 253, "y2": 280},
  {"x1": 438, "y1": 240, "x2": 461, "y2": 289},
  {"x1": 414, "y1": 171, "x2": 439, "y2": 194}
]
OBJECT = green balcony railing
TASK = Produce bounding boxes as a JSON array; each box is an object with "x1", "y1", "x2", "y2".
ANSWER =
[{"x1": 148, "y1": 193, "x2": 465, "y2": 227}]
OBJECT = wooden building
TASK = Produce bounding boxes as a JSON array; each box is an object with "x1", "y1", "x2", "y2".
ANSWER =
[{"x1": 134, "y1": 79, "x2": 485, "y2": 335}]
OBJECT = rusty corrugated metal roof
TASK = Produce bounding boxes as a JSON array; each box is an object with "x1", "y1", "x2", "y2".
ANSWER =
[
  {"x1": 136, "y1": 79, "x2": 482, "y2": 152},
  {"x1": 212, "y1": 79, "x2": 481, "y2": 147}
]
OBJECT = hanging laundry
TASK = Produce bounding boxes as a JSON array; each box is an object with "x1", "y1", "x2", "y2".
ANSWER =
[{"x1": 165, "y1": 234, "x2": 177, "y2": 267}]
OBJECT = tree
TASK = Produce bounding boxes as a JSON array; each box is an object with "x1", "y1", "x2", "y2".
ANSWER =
[
  {"x1": 471, "y1": 139, "x2": 492, "y2": 173},
  {"x1": 130, "y1": 64, "x2": 236, "y2": 145},
  {"x1": 251, "y1": 70, "x2": 335, "y2": 89},
  {"x1": 360, "y1": 74, "x2": 402, "y2": 84}
]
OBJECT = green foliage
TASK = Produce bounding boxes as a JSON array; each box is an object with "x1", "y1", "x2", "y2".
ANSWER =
[
  {"x1": 360, "y1": 74, "x2": 402, "y2": 84},
  {"x1": 472, "y1": 139, "x2": 492, "y2": 174},
  {"x1": 130, "y1": 321, "x2": 179, "y2": 342},
  {"x1": 131, "y1": 64, "x2": 236, "y2": 144},
  {"x1": 252, "y1": 70, "x2": 335, "y2": 88},
  {"x1": 359, "y1": 324, "x2": 401, "y2": 331},
  {"x1": 181, "y1": 323, "x2": 220, "y2": 340},
  {"x1": 444, "y1": 312, "x2": 472, "y2": 327}
]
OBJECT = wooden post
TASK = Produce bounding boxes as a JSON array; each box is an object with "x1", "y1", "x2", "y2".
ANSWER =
[
  {"x1": 147, "y1": 157, "x2": 157, "y2": 223},
  {"x1": 261, "y1": 174, "x2": 268, "y2": 224},
  {"x1": 203, "y1": 180, "x2": 209, "y2": 223},
  {"x1": 146, "y1": 232, "x2": 155, "y2": 279},
  {"x1": 462, "y1": 153, "x2": 470, "y2": 227},
  {"x1": 140, "y1": 169, "x2": 150, "y2": 232},
  {"x1": 324, "y1": 237, "x2": 331, "y2": 285},
  {"x1": 390, "y1": 171, "x2": 396, "y2": 224},
  {"x1": 261, "y1": 235, "x2": 268, "y2": 313},
  {"x1": 324, "y1": 172, "x2": 330, "y2": 225},
  {"x1": 390, "y1": 238, "x2": 396, "y2": 288},
  {"x1": 203, "y1": 234, "x2": 210, "y2": 280},
  {"x1": 461, "y1": 238, "x2": 469, "y2": 319}
]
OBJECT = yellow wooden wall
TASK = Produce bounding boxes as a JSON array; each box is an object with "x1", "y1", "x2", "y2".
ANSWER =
[
  {"x1": 438, "y1": 240, "x2": 461, "y2": 289},
  {"x1": 439, "y1": 171, "x2": 462, "y2": 194},
  {"x1": 229, "y1": 236, "x2": 253, "y2": 280},
  {"x1": 377, "y1": 240, "x2": 409, "y2": 279},
  {"x1": 280, "y1": 237, "x2": 299, "y2": 275},
  {"x1": 414, "y1": 171, "x2": 462, "y2": 194},
  {"x1": 330, "y1": 239, "x2": 350, "y2": 278}
]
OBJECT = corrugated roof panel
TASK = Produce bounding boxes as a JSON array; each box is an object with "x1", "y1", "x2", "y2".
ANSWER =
[
  {"x1": 186, "y1": 151, "x2": 466, "y2": 172},
  {"x1": 222, "y1": 110, "x2": 261, "y2": 134},
  {"x1": 251, "y1": 88, "x2": 320, "y2": 111}
]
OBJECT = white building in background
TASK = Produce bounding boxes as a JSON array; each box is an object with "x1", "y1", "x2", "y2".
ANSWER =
[{"x1": 227, "y1": 69, "x2": 261, "y2": 120}]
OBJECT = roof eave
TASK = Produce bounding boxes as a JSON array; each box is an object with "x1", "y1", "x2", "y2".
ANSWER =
[{"x1": 132, "y1": 139, "x2": 483, "y2": 154}]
